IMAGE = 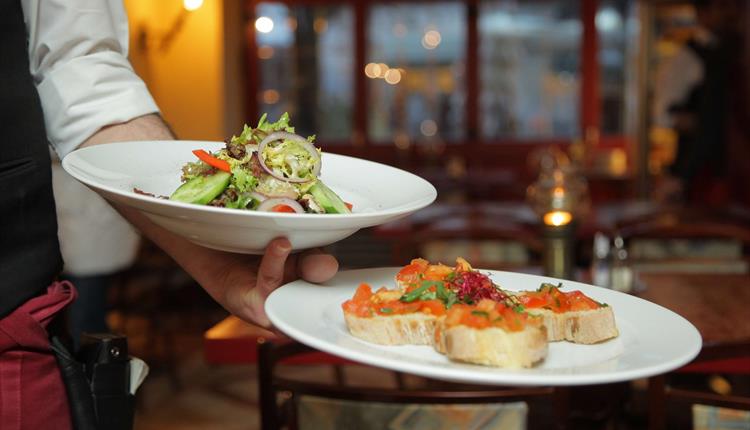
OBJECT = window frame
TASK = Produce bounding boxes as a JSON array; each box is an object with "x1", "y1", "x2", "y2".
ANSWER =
[{"x1": 243, "y1": 0, "x2": 630, "y2": 171}]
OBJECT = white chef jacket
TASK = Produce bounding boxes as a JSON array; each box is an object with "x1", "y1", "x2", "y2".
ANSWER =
[{"x1": 22, "y1": 0, "x2": 160, "y2": 275}]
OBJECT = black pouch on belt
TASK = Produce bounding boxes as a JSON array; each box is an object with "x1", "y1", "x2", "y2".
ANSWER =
[{"x1": 78, "y1": 333, "x2": 135, "y2": 430}]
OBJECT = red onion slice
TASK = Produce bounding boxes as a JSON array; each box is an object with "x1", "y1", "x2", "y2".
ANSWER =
[
  {"x1": 258, "y1": 131, "x2": 321, "y2": 183},
  {"x1": 256, "y1": 197, "x2": 305, "y2": 213},
  {"x1": 248, "y1": 191, "x2": 268, "y2": 202}
]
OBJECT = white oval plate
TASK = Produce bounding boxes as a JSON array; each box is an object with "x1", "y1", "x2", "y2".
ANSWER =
[
  {"x1": 62, "y1": 141, "x2": 436, "y2": 253},
  {"x1": 266, "y1": 268, "x2": 702, "y2": 386}
]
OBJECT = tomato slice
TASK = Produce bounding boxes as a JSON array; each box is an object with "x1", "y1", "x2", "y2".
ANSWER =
[{"x1": 271, "y1": 204, "x2": 296, "y2": 213}]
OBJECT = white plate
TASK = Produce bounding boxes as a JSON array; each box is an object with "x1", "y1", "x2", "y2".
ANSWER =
[
  {"x1": 62, "y1": 141, "x2": 436, "y2": 253},
  {"x1": 266, "y1": 268, "x2": 702, "y2": 386}
]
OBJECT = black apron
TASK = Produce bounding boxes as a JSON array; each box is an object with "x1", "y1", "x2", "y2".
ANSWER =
[{"x1": 0, "y1": 0, "x2": 64, "y2": 318}]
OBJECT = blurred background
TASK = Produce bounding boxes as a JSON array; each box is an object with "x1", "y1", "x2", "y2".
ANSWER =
[{"x1": 72, "y1": 0, "x2": 749, "y2": 429}]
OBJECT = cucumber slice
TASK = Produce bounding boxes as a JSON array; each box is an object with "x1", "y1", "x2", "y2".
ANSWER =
[
  {"x1": 309, "y1": 181, "x2": 350, "y2": 214},
  {"x1": 170, "y1": 171, "x2": 231, "y2": 204}
]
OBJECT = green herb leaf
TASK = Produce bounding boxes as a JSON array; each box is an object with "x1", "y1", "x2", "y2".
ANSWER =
[
  {"x1": 471, "y1": 310, "x2": 489, "y2": 318},
  {"x1": 420, "y1": 291, "x2": 437, "y2": 301},
  {"x1": 379, "y1": 307, "x2": 394, "y2": 314},
  {"x1": 445, "y1": 294, "x2": 458, "y2": 309},
  {"x1": 400, "y1": 281, "x2": 441, "y2": 303},
  {"x1": 513, "y1": 305, "x2": 525, "y2": 313}
]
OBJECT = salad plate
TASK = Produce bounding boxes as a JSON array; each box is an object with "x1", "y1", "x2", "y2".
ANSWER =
[
  {"x1": 266, "y1": 268, "x2": 702, "y2": 386},
  {"x1": 62, "y1": 140, "x2": 436, "y2": 253}
]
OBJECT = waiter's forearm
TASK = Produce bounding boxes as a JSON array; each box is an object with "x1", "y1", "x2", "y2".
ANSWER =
[
  {"x1": 79, "y1": 114, "x2": 175, "y2": 146},
  {"x1": 78, "y1": 114, "x2": 231, "y2": 289}
]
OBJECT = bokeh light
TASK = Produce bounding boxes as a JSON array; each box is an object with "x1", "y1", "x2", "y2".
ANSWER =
[{"x1": 255, "y1": 16, "x2": 274, "y2": 33}]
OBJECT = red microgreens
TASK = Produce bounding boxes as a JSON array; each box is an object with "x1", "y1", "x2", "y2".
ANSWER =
[{"x1": 450, "y1": 271, "x2": 507, "y2": 303}]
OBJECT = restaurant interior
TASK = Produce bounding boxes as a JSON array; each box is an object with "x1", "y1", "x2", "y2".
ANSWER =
[{"x1": 59, "y1": 0, "x2": 750, "y2": 428}]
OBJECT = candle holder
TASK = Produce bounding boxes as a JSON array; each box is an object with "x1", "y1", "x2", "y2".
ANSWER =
[
  {"x1": 541, "y1": 211, "x2": 576, "y2": 279},
  {"x1": 526, "y1": 147, "x2": 589, "y2": 280}
]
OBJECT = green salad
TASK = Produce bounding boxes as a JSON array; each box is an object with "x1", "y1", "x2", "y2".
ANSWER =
[{"x1": 169, "y1": 113, "x2": 351, "y2": 214}]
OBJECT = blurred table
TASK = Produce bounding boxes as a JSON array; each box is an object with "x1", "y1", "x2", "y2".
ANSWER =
[
  {"x1": 637, "y1": 272, "x2": 750, "y2": 430},
  {"x1": 373, "y1": 200, "x2": 658, "y2": 240},
  {"x1": 636, "y1": 273, "x2": 750, "y2": 351},
  {"x1": 204, "y1": 316, "x2": 352, "y2": 366}
]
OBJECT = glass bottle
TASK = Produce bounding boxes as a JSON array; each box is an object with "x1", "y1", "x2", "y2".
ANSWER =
[
  {"x1": 591, "y1": 232, "x2": 611, "y2": 288},
  {"x1": 610, "y1": 235, "x2": 633, "y2": 293}
]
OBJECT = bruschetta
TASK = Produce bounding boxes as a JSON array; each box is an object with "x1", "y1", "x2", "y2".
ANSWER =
[
  {"x1": 512, "y1": 283, "x2": 618, "y2": 344},
  {"x1": 341, "y1": 283, "x2": 447, "y2": 345},
  {"x1": 434, "y1": 299, "x2": 548, "y2": 368}
]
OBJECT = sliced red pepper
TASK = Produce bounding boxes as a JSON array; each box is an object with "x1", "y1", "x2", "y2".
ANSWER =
[
  {"x1": 345, "y1": 202, "x2": 353, "y2": 210},
  {"x1": 193, "y1": 149, "x2": 231, "y2": 173},
  {"x1": 271, "y1": 204, "x2": 296, "y2": 213}
]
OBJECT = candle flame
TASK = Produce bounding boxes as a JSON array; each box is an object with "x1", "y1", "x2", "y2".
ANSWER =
[{"x1": 543, "y1": 211, "x2": 572, "y2": 226}]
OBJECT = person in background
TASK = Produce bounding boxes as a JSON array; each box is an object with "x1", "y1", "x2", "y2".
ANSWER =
[
  {"x1": 652, "y1": 0, "x2": 737, "y2": 205},
  {"x1": 0, "y1": 1, "x2": 337, "y2": 429},
  {"x1": 51, "y1": 160, "x2": 141, "y2": 347}
]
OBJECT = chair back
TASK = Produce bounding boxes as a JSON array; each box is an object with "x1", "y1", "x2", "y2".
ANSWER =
[
  {"x1": 258, "y1": 340, "x2": 568, "y2": 430},
  {"x1": 394, "y1": 207, "x2": 543, "y2": 271},
  {"x1": 614, "y1": 207, "x2": 750, "y2": 274}
]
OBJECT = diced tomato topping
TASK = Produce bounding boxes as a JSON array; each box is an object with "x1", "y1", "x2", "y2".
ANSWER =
[
  {"x1": 421, "y1": 263, "x2": 453, "y2": 281},
  {"x1": 352, "y1": 283, "x2": 373, "y2": 302},
  {"x1": 395, "y1": 259, "x2": 429, "y2": 287},
  {"x1": 566, "y1": 291, "x2": 600, "y2": 311},
  {"x1": 518, "y1": 293, "x2": 550, "y2": 309},
  {"x1": 419, "y1": 300, "x2": 447, "y2": 316},
  {"x1": 518, "y1": 287, "x2": 600, "y2": 313},
  {"x1": 443, "y1": 300, "x2": 539, "y2": 332}
]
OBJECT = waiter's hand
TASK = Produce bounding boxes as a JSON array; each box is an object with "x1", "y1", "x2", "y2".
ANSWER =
[
  {"x1": 212, "y1": 238, "x2": 338, "y2": 326},
  {"x1": 81, "y1": 115, "x2": 340, "y2": 327}
]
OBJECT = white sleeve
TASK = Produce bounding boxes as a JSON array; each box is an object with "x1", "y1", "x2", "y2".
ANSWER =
[
  {"x1": 652, "y1": 46, "x2": 704, "y2": 128},
  {"x1": 22, "y1": 0, "x2": 160, "y2": 158}
]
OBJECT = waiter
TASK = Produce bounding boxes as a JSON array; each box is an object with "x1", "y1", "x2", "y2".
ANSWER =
[{"x1": 0, "y1": 1, "x2": 338, "y2": 428}]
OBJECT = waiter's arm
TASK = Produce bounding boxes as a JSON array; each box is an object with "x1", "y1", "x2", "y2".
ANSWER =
[
  {"x1": 22, "y1": 0, "x2": 337, "y2": 326},
  {"x1": 76, "y1": 114, "x2": 338, "y2": 326}
]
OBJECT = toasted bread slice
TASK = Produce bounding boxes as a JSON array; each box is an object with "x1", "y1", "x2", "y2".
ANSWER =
[
  {"x1": 511, "y1": 283, "x2": 619, "y2": 344},
  {"x1": 341, "y1": 283, "x2": 446, "y2": 345},
  {"x1": 433, "y1": 300, "x2": 548, "y2": 368},
  {"x1": 524, "y1": 306, "x2": 618, "y2": 344},
  {"x1": 343, "y1": 312, "x2": 438, "y2": 345},
  {"x1": 435, "y1": 323, "x2": 548, "y2": 368}
]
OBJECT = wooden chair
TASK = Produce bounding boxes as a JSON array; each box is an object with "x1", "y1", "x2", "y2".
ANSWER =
[
  {"x1": 614, "y1": 206, "x2": 750, "y2": 275},
  {"x1": 393, "y1": 209, "x2": 544, "y2": 271},
  {"x1": 258, "y1": 340, "x2": 570, "y2": 430}
]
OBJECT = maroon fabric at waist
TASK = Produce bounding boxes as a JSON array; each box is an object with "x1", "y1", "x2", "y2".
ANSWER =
[{"x1": 0, "y1": 281, "x2": 76, "y2": 430}]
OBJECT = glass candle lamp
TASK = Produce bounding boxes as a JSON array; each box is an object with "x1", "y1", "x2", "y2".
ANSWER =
[{"x1": 526, "y1": 150, "x2": 588, "y2": 280}]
